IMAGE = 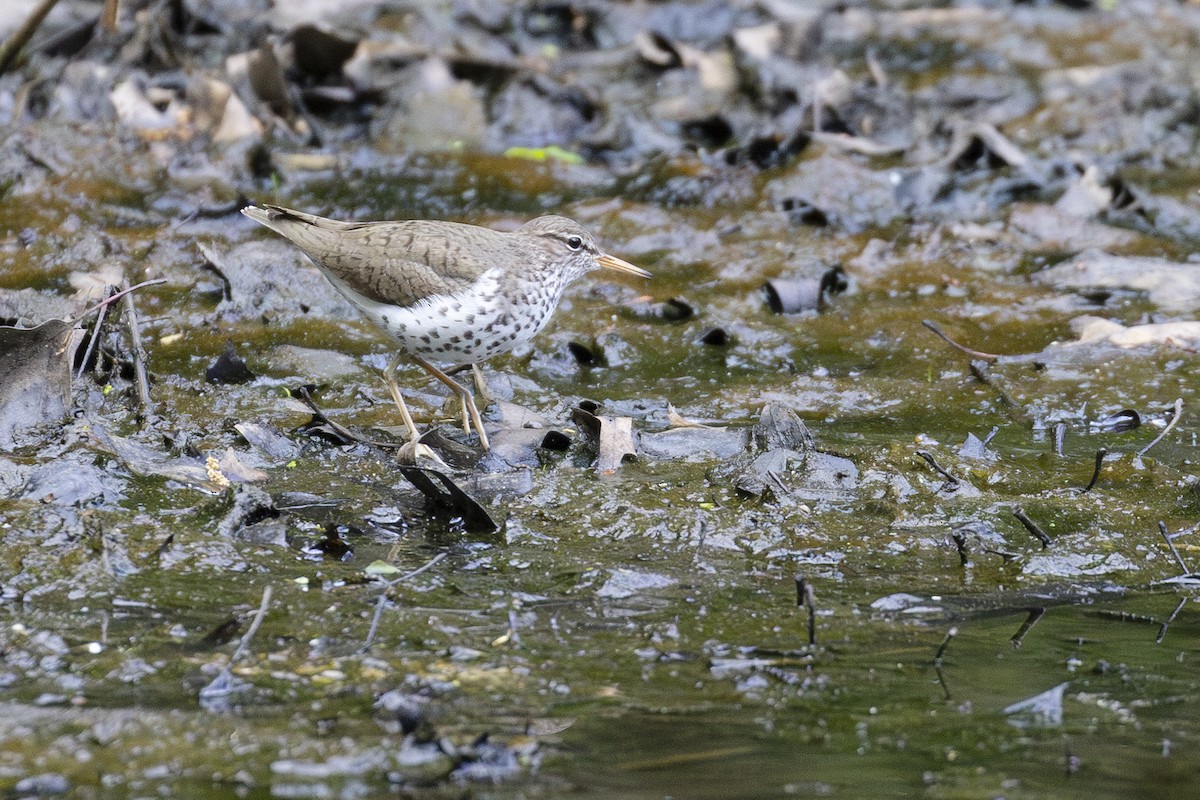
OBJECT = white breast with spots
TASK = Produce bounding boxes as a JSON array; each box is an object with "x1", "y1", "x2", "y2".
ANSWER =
[{"x1": 325, "y1": 269, "x2": 555, "y2": 364}]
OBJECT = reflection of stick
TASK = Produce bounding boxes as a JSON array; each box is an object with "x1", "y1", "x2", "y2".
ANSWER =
[
  {"x1": 1138, "y1": 398, "x2": 1183, "y2": 457},
  {"x1": 795, "y1": 575, "x2": 816, "y2": 646},
  {"x1": 229, "y1": 585, "x2": 273, "y2": 668},
  {"x1": 0, "y1": 0, "x2": 62, "y2": 76},
  {"x1": 933, "y1": 627, "x2": 957, "y2": 701},
  {"x1": 922, "y1": 320, "x2": 1001, "y2": 362},
  {"x1": 362, "y1": 552, "x2": 449, "y2": 652}
]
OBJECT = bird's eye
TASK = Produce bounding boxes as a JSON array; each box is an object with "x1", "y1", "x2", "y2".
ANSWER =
[{"x1": 566, "y1": 235, "x2": 584, "y2": 251}]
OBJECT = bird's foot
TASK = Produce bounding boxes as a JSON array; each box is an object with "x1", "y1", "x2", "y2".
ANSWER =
[{"x1": 395, "y1": 437, "x2": 451, "y2": 470}]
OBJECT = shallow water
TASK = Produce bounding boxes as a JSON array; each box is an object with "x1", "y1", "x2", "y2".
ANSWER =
[{"x1": 3, "y1": 1, "x2": 1200, "y2": 797}]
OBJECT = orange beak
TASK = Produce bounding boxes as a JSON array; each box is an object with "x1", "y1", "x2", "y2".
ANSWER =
[{"x1": 597, "y1": 252, "x2": 652, "y2": 278}]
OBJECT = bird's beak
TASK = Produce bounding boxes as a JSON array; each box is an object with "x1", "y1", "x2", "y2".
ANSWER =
[{"x1": 597, "y1": 252, "x2": 652, "y2": 278}]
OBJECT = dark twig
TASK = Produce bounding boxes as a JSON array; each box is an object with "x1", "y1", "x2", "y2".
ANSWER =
[
  {"x1": 1010, "y1": 607, "x2": 1044, "y2": 649},
  {"x1": 969, "y1": 360, "x2": 1018, "y2": 408},
  {"x1": 934, "y1": 626, "x2": 958, "y2": 664},
  {"x1": 174, "y1": 193, "x2": 251, "y2": 229},
  {"x1": 922, "y1": 320, "x2": 1001, "y2": 362},
  {"x1": 73, "y1": 280, "x2": 166, "y2": 380},
  {"x1": 1138, "y1": 398, "x2": 1183, "y2": 458},
  {"x1": 1013, "y1": 507, "x2": 1052, "y2": 548},
  {"x1": 122, "y1": 282, "x2": 154, "y2": 422},
  {"x1": 0, "y1": 0, "x2": 62, "y2": 76},
  {"x1": 915, "y1": 450, "x2": 959, "y2": 488},
  {"x1": 950, "y1": 528, "x2": 969, "y2": 566},
  {"x1": 795, "y1": 575, "x2": 816, "y2": 646},
  {"x1": 1156, "y1": 597, "x2": 1188, "y2": 645},
  {"x1": 1081, "y1": 448, "x2": 1107, "y2": 493},
  {"x1": 1158, "y1": 521, "x2": 1190, "y2": 574},
  {"x1": 361, "y1": 551, "x2": 449, "y2": 652},
  {"x1": 292, "y1": 385, "x2": 410, "y2": 450}
]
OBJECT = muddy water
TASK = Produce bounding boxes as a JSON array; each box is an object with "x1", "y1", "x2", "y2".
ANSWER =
[{"x1": 2, "y1": 155, "x2": 1197, "y2": 797}]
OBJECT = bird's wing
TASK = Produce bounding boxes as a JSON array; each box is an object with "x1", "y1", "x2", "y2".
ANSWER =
[{"x1": 244, "y1": 204, "x2": 507, "y2": 307}]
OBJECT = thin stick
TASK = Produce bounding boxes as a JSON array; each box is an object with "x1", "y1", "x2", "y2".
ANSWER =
[
  {"x1": 122, "y1": 282, "x2": 154, "y2": 421},
  {"x1": 1013, "y1": 507, "x2": 1052, "y2": 547},
  {"x1": 922, "y1": 319, "x2": 1001, "y2": 362},
  {"x1": 1138, "y1": 398, "x2": 1183, "y2": 457},
  {"x1": 1081, "y1": 448, "x2": 1107, "y2": 493},
  {"x1": 69, "y1": 278, "x2": 167, "y2": 325},
  {"x1": 73, "y1": 280, "x2": 165, "y2": 379},
  {"x1": 1010, "y1": 607, "x2": 1044, "y2": 649},
  {"x1": 228, "y1": 585, "x2": 273, "y2": 668},
  {"x1": 0, "y1": 0, "x2": 62, "y2": 76},
  {"x1": 1158, "y1": 521, "x2": 1190, "y2": 574},
  {"x1": 362, "y1": 551, "x2": 448, "y2": 652},
  {"x1": 969, "y1": 360, "x2": 1018, "y2": 408},
  {"x1": 934, "y1": 626, "x2": 958, "y2": 664},
  {"x1": 916, "y1": 449, "x2": 959, "y2": 488},
  {"x1": 1156, "y1": 597, "x2": 1188, "y2": 645}
]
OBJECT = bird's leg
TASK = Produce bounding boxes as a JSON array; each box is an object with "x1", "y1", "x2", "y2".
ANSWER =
[
  {"x1": 471, "y1": 364, "x2": 492, "y2": 408},
  {"x1": 382, "y1": 352, "x2": 422, "y2": 443},
  {"x1": 413, "y1": 354, "x2": 491, "y2": 451}
]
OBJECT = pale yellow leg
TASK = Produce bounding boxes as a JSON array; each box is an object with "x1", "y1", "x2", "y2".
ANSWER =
[
  {"x1": 383, "y1": 352, "x2": 421, "y2": 442},
  {"x1": 412, "y1": 354, "x2": 490, "y2": 451},
  {"x1": 471, "y1": 364, "x2": 492, "y2": 407}
]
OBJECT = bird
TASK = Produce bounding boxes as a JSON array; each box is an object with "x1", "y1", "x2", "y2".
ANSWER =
[{"x1": 240, "y1": 203, "x2": 650, "y2": 452}]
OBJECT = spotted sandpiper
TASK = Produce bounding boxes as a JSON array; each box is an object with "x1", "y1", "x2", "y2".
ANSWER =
[{"x1": 241, "y1": 203, "x2": 650, "y2": 451}]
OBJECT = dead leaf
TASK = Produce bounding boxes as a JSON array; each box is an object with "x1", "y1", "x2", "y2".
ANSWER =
[{"x1": 0, "y1": 320, "x2": 79, "y2": 452}]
